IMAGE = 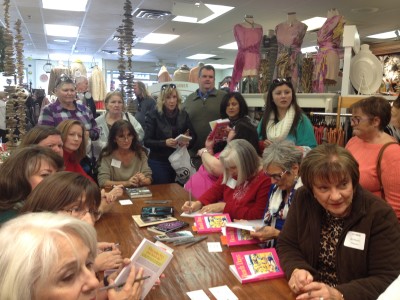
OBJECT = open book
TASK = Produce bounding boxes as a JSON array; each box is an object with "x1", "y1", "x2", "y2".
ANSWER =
[
  {"x1": 208, "y1": 118, "x2": 230, "y2": 142},
  {"x1": 113, "y1": 238, "x2": 173, "y2": 298},
  {"x1": 174, "y1": 134, "x2": 192, "y2": 144},
  {"x1": 193, "y1": 213, "x2": 231, "y2": 233},
  {"x1": 230, "y1": 248, "x2": 284, "y2": 283}
]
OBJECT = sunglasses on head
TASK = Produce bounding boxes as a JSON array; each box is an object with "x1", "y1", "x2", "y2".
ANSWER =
[
  {"x1": 272, "y1": 77, "x2": 292, "y2": 85},
  {"x1": 56, "y1": 74, "x2": 74, "y2": 87},
  {"x1": 161, "y1": 83, "x2": 177, "y2": 91}
]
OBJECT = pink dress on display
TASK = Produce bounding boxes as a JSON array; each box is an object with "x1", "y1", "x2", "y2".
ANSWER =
[
  {"x1": 312, "y1": 15, "x2": 345, "y2": 92},
  {"x1": 274, "y1": 21, "x2": 307, "y2": 91},
  {"x1": 230, "y1": 24, "x2": 263, "y2": 91}
]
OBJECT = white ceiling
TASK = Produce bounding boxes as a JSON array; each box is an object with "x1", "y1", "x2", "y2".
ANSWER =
[{"x1": 1, "y1": 0, "x2": 399, "y2": 73}]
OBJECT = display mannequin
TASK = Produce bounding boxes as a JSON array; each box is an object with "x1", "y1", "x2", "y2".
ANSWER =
[
  {"x1": 259, "y1": 29, "x2": 278, "y2": 92},
  {"x1": 173, "y1": 64, "x2": 190, "y2": 82},
  {"x1": 230, "y1": 15, "x2": 263, "y2": 92},
  {"x1": 189, "y1": 62, "x2": 204, "y2": 83},
  {"x1": 312, "y1": 8, "x2": 345, "y2": 92},
  {"x1": 274, "y1": 12, "x2": 307, "y2": 91},
  {"x1": 158, "y1": 66, "x2": 172, "y2": 83}
]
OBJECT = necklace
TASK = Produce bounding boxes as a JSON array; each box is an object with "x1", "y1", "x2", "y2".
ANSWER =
[{"x1": 244, "y1": 18, "x2": 254, "y2": 28}]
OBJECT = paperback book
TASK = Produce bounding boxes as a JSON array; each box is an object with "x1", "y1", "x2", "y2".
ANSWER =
[
  {"x1": 132, "y1": 215, "x2": 177, "y2": 227},
  {"x1": 229, "y1": 248, "x2": 284, "y2": 284},
  {"x1": 174, "y1": 134, "x2": 192, "y2": 144},
  {"x1": 126, "y1": 187, "x2": 152, "y2": 199},
  {"x1": 208, "y1": 118, "x2": 230, "y2": 142},
  {"x1": 221, "y1": 227, "x2": 259, "y2": 247},
  {"x1": 113, "y1": 238, "x2": 173, "y2": 298},
  {"x1": 193, "y1": 213, "x2": 231, "y2": 233}
]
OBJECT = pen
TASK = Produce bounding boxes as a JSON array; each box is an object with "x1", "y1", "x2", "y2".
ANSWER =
[
  {"x1": 99, "y1": 275, "x2": 151, "y2": 291},
  {"x1": 185, "y1": 236, "x2": 208, "y2": 248},
  {"x1": 144, "y1": 200, "x2": 171, "y2": 204}
]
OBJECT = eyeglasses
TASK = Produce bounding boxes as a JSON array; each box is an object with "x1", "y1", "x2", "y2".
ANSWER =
[
  {"x1": 272, "y1": 78, "x2": 292, "y2": 85},
  {"x1": 116, "y1": 135, "x2": 133, "y2": 141},
  {"x1": 264, "y1": 170, "x2": 288, "y2": 181},
  {"x1": 63, "y1": 207, "x2": 101, "y2": 221},
  {"x1": 350, "y1": 116, "x2": 371, "y2": 125},
  {"x1": 161, "y1": 83, "x2": 177, "y2": 91}
]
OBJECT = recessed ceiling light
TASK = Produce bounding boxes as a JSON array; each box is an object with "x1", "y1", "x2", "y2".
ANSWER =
[
  {"x1": 218, "y1": 42, "x2": 238, "y2": 50},
  {"x1": 45, "y1": 24, "x2": 79, "y2": 37},
  {"x1": 42, "y1": 0, "x2": 88, "y2": 11},
  {"x1": 302, "y1": 17, "x2": 327, "y2": 31},
  {"x1": 210, "y1": 64, "x2": 234, "y2": 69},
  {"x1": 367, "y1": 30, "x2": 399, "y2": 39},
  {"x1": 54, "y1": 39, "x2": 70, "y2": 43},
  {"x1": 172, "y1": 16, "x2": 198, "y2": 23},
  {"x1": 198, "y1": 4, "x2": 234, "y2": 24},
  {"x1": 187, "y1": 54, "x2": 216, "y2": 60},
  {"x1": 139, "y1": 33, "x2": 179, "y2": 44},
  {"x1": 301, "y1": 46, "x2": 319, "y2": 53}
]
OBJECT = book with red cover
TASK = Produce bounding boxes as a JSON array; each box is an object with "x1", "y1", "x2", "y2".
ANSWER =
[
  {"x1": 208, "y1": 118, "x2": 230, "y2": 142},
  {"x1": 194, "y1": 213, "x2": 231, "y2": 233},
  {"x1": 230, "y1": 248, "x2": 284, "y2": 283},
  {"x1": 221, "y1": 227, "x2": 259, "y2": 246}
]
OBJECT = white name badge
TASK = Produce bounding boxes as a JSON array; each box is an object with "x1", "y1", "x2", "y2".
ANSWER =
[
  {"x1": 226, "y1": 177, "x2": 237, "y2": 189},
  {"x1": 111, "y1": 159, "x2": 121, "y2": 168},
  {"x1": 344, "y1": 231, "x2": 366, "y2": 250}
]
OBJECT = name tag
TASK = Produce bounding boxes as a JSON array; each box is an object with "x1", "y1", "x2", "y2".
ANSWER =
[
  {"x1": 344, "y1": 231, "x2": 365, "y2": 250},
  {"x1": 111, "y1": 159, "x2": 121, "y2": 168},
  {"x1": 226, "y1": 177, "x2": 237, "y2": 189}
]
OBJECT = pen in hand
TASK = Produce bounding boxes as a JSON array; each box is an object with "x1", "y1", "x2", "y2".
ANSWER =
[{"x1": 99, "y1": 275, "x2": 151, "y2": 291}]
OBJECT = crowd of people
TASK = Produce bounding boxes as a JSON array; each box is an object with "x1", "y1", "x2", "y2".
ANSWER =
[{"x1": 1, "y1": 67, "x2": 400, "y2": 299}]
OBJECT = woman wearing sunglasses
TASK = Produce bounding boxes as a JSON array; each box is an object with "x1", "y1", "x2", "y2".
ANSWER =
[
  {"x1": 258, "y1": 78, "x2": 316, "y2": 152},
  {"x1": 38, "y1": 74, "x2": 100, "y2": 142},
  {"x1": 250, "y1": 140, "x2": 303, "y2": 246},
  {"x1": 144, "y1": 84, "x2": 196, "y2": 184}
]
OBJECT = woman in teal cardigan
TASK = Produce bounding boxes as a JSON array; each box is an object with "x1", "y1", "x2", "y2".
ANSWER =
[{"x1": 258, "y1": 78, "x2": 316, "y2": 152}]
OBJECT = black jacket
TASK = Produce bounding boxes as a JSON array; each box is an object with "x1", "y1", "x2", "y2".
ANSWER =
[{"x1": 144, "y1": 108, "x2": 196, "y2": 162}]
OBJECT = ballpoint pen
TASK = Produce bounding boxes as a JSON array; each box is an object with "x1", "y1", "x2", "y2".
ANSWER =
[
  {"x1": 185, "y1": 236, "x2": 208, "y2": 248},
  {"x1": 99, "y1": 276, "x2": 151, "y2": 291}
]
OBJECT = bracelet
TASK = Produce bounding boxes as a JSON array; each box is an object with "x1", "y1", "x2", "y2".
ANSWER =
[{"x1": 200, "y1": 149, "x2": 208, "y2": 157}]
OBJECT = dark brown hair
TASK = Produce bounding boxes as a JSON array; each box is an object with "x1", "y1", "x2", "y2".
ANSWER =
[
  {"x1": 21, "y1": 171, "x2": 101, "y2": 213},
  {"x1": 19, "y1": 125, "x2": 61, "y2": 147},
  {"x1": 350, "y1": 96, "x2": 391, "y2": 131},
  {"x1": 0, "y1": 145, "x2": 64, "y2": 210}
]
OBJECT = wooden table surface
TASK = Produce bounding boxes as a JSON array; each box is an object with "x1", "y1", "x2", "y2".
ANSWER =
[{"x1": 95, "y1": 183, "x2": 296, "y2": 300}]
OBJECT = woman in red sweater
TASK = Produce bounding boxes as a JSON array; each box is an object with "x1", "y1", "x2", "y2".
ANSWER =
[
  {"x1": 182, "y1": 139, "x2": 271, "y2": 220},
  {"x1": 57, "y1": 119, "x2": 94, "y2": 182}
]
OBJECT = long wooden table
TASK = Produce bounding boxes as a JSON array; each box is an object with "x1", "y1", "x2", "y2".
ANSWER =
[{"x1": 96, "y1": 183, "x2": 296, "y2": 300}]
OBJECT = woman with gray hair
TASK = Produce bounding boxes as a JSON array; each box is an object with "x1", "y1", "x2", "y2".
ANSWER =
[
  {"x1": 0, "y1": 212, "x2": 144, "y2": 300},
  {"x1": 182, "y1": 139, "x2": 271, "y2": 220},
  {"x1": 250, "y1": 140, "x2": 303, "y2": 246}
]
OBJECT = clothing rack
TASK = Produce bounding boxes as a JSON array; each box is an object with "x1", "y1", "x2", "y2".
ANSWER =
[{"x1": 309, "y1": 112, "x2": 351, "y2": 117}]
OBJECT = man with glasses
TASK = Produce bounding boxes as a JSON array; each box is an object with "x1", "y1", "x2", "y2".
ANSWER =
[{"x1": 183, "y1": 65, "x2": 227, "y2": 169}]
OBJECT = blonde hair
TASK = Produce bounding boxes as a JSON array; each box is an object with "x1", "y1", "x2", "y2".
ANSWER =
[
  {"x1": 104, "y1": 91, "x2": 126, "y2": 111},
  {"x1": 0, "y1": 212, "x2": 97, "y2": 300},
  {"x1": 156, "y1": 86, "x2": 182, "y2": 113}
]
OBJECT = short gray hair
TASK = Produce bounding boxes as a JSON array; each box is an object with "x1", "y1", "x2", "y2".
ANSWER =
[
  {"x1": 219, "y1": 139, "x2": 260, "y2": 185},
  {"x1": 0, "y1": 212, "x2": 97, "y2": 300},
  {"x1": 262, "y1": 140, "x2": 303, "y2": 170}
]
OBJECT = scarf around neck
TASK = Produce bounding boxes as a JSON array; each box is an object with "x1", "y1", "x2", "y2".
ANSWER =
[{"x1": 266, "y1": 105, "x2": 295, "y2": 141}]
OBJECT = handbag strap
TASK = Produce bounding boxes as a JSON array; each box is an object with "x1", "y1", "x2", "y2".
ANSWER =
[
  {"x1": 376, "y1": 142, "x2": 398, "y2": 200},
  {"x1": 125, "y1": 112, "x2": 131, "y2": 123}
]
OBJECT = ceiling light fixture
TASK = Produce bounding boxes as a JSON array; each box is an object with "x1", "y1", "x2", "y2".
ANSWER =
[
  {"x1": 367, "y1": 30, "x2": 399, "y2": 39},
  {"x1": 45, "y1": 24, "x2": 79, "y2": 37},
  {"x1": 302, "y1": 17, "x2": 327, "y2": 31},
  {"x1": 219, "y1": 42, "x2": 238, "y2": 50},
  {"x1": 42, "y1": 0, "x2": 88, "y2": 12},
  {"x1": 187, "y1": 53, "x2": 216, "y2": 60},
  {"x1": 139, "y1": 33, "x2": 179, "y2": 44}
]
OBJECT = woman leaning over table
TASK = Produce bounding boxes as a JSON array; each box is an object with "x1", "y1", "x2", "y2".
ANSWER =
[
  {"x1": 94, "y1": 91, "x2": 144, "y2": 158},
  {"x1": 0, "y1": 212, "x2": 144, "y2": 300},
  {"x1": 277, "y1": 143, "x2": 400, "y2": 300},
  {"x1": 144, "y1": 84, "x2": 196, "y2": 184},
  {"x1": 21, "y1": 171, "x2": 124, "y2": 274},
  {"x1": 182, "y1": 139, "x2": 271, "y2": 220},
  {"x1": 345, "y1": 96, "x2": 400, "y2": 221},
  {"x1": 250, "y1": 140, "x2": 303, "y2": 247},
  {"x1": 0, "y1": 145, "x2": 64, "y2": 223},
  {"x1": 258, "y1": 78, "x2": 316, "y2": 152},
  {"x1": 185, "y1": 119, "x2": 260, "y2": 199},
  {"x1": 97, "y1": 120, "x2": 152, "y2": 188}
]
